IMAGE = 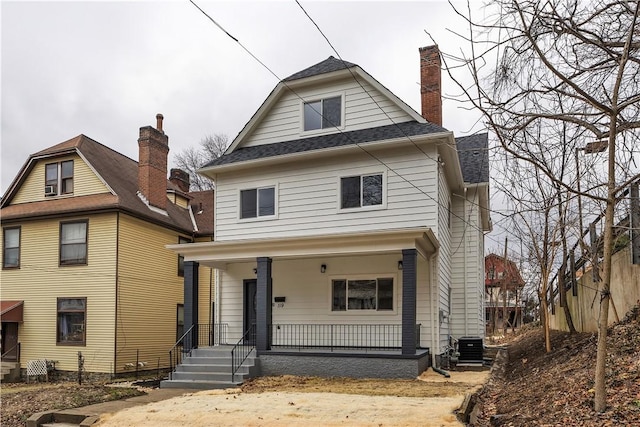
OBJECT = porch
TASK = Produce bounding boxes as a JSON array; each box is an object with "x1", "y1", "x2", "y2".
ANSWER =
[
  {"x1": 167, "y1": 228, "x2": 440, "y2": 386},
  {"x1": 164, "y1": 322, "x2": 429, "y2": 389}
]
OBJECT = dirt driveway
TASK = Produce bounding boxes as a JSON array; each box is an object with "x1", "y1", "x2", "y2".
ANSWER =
[{"x1": 96, "y1": 371, "x2": 488, "y2": 427}]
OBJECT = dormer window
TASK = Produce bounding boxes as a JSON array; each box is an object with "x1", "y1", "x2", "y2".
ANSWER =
[
  {"x1": 45, "y1": 160, "x2": 74, "y2": 196},
  {"x1": 303, "y1": 96, "x2": 342, "y2": 131}
]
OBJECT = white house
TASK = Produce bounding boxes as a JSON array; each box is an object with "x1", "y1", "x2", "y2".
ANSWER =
[{"x1": 166, "y1": 45, "x2": 490, "y2": 384}]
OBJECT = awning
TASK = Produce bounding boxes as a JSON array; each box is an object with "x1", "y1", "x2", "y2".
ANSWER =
[{"x1": 1, "y1": 300, "x2": 24, "y2": 322}]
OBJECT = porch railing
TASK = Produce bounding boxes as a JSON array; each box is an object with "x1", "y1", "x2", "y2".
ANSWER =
[
  {"x1": 270, "y1": 324, "x2": 421, "y2": 351},
  {"x1": 1, "y1": 342, "x2": 20, "y2": 361},
  {"x1": 168, "y1": 323, "x2": 229, "y2": 379},
  {"x1": 231, "y1": 324, "x2": 256, "y2": 383}
]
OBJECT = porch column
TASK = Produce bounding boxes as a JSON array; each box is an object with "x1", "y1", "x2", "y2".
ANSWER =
[
  {"x1": 184, "y1": 261, "x2": 199, "y2": 351},
  {"x1": 256, "y1": 257, "x2": 272, "y2": 353},
  {"x1": 402, "y1": 249, "x2": 417, "y2": 355}
]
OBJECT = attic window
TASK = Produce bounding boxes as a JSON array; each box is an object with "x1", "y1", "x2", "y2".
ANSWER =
[
  {"x1": 45, "y1": 160, "x2": 74, "y2": 196},
  {"x1": 303, "y1": 96, "x2": 341, "y2": 131}
]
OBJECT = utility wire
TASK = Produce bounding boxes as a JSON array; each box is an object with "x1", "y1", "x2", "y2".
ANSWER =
[{"x1": 188, "y1": 0, "x2": 555, "y2": 247}]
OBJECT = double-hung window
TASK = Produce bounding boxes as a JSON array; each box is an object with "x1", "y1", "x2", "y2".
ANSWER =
[
  {"x1": 240, "y1": 186, "x2": 275, "y2": 219},
  {"x1": 340, "y1": 173, "x2": 383, "y2": 209},
  {"x1": 45, "y1": 160, "x2": 74, "y2": 196},
  {"x1": 3, "y1": 227, "x2": 20, "y2": 269},
  {"x1": 332, "y1": 277, "x2": 394, "y2": 311},
  {"x1": 303, "y1": 96, "x2": 342, "y2": 131},
  {"x1": 60, "y1": 221, "x2": 88, "y2": 265},
  {"x1": 57, "y1": 298, "x2": 86, "y2": 345}
]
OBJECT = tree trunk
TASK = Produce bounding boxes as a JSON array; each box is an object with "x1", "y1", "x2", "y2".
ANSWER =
[{"x1": 559, "y1": 269, "x2": 577, "y2": 333}]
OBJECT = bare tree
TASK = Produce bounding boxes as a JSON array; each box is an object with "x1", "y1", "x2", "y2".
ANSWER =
[
  {"x1": 173, "y1": 134, "x2": 229, "y2": 191},
  {"x1": 440, "y1": 0, "x2": 640, "y2": 412}
]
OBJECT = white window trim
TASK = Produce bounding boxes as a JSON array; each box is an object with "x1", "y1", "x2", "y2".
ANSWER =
[
  {"x1": 299, "y1": 92, "x2": 346, "y2": 136},
  {"x1": 237, "y1": 184, "x2": 279, "y2": 222},
  {"x1": 336, "y1": 169, "x2": 387, "y2": 213},
  {"x1": 327, "y1": 273, "x2": 398, "y2": 315}
]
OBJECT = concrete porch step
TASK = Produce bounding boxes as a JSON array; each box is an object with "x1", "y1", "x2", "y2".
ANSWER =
[
  {"x1": 160, "y1": 379, "x2": 242, "y2": 390},
  {"x1": 161, "y1": 346, "x2": 258, "y2": 390}
]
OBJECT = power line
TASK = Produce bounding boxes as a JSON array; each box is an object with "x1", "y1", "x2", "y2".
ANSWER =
[{"x1": 188, "y1": 0, "x2": 529, "y2": 248}]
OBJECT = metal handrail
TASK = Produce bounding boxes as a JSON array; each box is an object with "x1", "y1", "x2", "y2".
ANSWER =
[
  {"x1": 167, "y1": 323, "x2": 229, "y2": 379},
  {"x1": 168, "y1": 325, "x2": 195, "y2": 380},
  {"x1": 231, "y1": 325, "x2": 256, "y2": 383},
  {"x1": 1, "y1": 342, "x2": 20, "y2": 361}
]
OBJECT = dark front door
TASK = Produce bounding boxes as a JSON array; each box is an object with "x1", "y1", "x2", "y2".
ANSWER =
[
  {"x1": 1, "y1": 322, "x2": 19, "y2": 361},
  {"x1": 244, "y1": 280, "x2": 257, "y2": 344}
]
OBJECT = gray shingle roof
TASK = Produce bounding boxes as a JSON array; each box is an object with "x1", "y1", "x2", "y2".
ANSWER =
[
  {"x1": 456, "y1": 133, "x2": 489, "y2": 184},
  {"x1": 283, "y1": 56, "x2": 357, "y2": 81},
  {"x1": 204, "y1": 121, "x2": 447, "y2": 168}
]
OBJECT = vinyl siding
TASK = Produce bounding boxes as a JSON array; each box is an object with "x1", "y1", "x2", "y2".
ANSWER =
[
  {"x1": 242, "y1": 77, "x2": 414, "y2": 147},
  {"x1": 215, "y1": 145, "x2": 439, "y2": 241},
  {"x1": 449, "y1": 189, "x2": 485, "y2": 339},
  {"x1": 0, "y1": 213, "x2": 117, "y2": 372},
  {"x1": 437, "y1": 167, "x2": 452, "y2": 350},
  {"x1": 219, "y1": 254, "x2": 437, "y2": 349},
  {"x1": 115, "y1": 214, "x2": 187, "y2": 372},
  {"x1": 12, "y1": 154, "x2": 110, "y2": 204}
]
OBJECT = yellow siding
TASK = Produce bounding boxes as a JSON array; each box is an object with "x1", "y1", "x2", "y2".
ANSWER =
[
  {"x1": 116, "y1": 215, "x2": 189, "y2": 371},
  {"x1": 1, "y1": 213, "x2": 118, "y2": 372},
  {"x1": 12, "y1": 154, "x2": 110, "y2": 204}
]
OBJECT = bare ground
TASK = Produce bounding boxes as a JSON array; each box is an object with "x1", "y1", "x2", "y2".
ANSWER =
[
  {"x1": 473, "y1": 305, "x2": 640, "y2": 426},
  {"x1": 0, "y1": 383, "x2": 144, "y2": 427},
  {"x1": 95, "y1": 372, "x2": 488, "y2": 427}
]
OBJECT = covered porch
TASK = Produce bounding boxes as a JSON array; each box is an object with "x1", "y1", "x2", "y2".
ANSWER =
[{"x1": 168, "y1": 227, "x2": 439, "y2": 378}]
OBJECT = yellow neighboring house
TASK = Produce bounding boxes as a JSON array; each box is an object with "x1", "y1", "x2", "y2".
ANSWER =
[{"x1": 1, "y1": 115, "x2": 215, "y2": 379}]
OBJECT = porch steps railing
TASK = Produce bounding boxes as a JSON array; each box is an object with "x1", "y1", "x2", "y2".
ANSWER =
[{"x1": 231, "y1": 325, "x2": 256, "y2": 382}]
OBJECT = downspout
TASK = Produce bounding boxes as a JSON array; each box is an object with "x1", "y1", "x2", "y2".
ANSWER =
[
  {"x1": 464, "y1": 188, "x2": 469, "y2": 337},
  {"x1": 114, "y1": 212, "x2": 120, "y2": 377},
  {"x1": 430, "y1": 250, "x2": 439, "y2": 368}
]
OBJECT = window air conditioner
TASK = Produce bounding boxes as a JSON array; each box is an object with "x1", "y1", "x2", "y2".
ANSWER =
[{"x1": 44, "y1": 185, "x2": 56, "y2": 196}]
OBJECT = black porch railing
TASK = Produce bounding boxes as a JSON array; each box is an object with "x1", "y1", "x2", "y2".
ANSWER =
[
  {"x1": 231, "y1": 325, "x2": 256, "y2": 382},
  {"x1": 270, "y1": 324, "x2": 421, "y2": 350},
  {"x1": 168, "y1": 323, "x2": 228, "y2": 379}
]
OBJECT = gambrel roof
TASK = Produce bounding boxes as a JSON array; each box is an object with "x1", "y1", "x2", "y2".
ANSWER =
[{"x1": 1, "y1": 135, "x2": 213, "y2": 236}]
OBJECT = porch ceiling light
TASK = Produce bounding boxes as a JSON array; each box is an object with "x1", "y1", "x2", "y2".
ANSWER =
[
  {"x1": 398, "y1": 261, "x2": 403, "y2": 270},
  {"x1": 321, "y1": 264, "x2": 327, "y2": 273}
]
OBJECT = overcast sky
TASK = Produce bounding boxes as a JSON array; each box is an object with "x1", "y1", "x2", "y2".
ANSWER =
[{"x1": 1, "y1": 0, "x2": 489, "y2": 191}]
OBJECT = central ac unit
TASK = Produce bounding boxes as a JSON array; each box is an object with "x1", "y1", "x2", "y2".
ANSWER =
[{"x1": 44, "y1": 185, "x2": 56, "y2": 196}]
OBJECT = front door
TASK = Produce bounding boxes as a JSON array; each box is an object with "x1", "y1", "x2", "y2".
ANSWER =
[
  {"x1": 243, "y1": 280, "x2": 257, "y2": 344},
  {"x1": 1, "y1": 322, "x2": 19, "y2": 361}
]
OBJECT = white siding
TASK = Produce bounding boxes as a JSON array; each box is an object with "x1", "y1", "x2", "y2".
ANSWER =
[
  {"x1": 219, "y1": 255, "x2": 438, "y2": 349},
  {"x1": 215, "y1": 145, "x2": 439, "y2": 241},
  {"x1": 242, "y1": 77, "x2": 414, "y2": 147},
  {"x1": 449, "y1": 189, "x2": 486, "y2": 339},
  {"x1": 437, "y1": 167, "x2": 452, "y2": 351}
]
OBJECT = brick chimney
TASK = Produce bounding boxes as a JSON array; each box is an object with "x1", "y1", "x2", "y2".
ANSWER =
[
  {"x1": 419, "y1": 45, "x2": 442, "y2": 126},
  {"x1": 169, "y1": 168, "x2": 191, "y2": 193},
  {"x1": 138, "y1": 113, "x2": 169, "y2": 210}
]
